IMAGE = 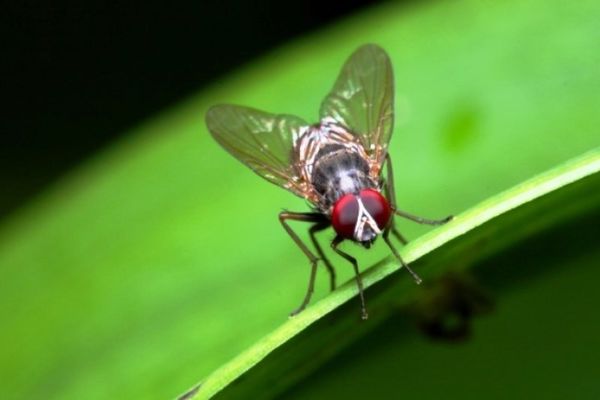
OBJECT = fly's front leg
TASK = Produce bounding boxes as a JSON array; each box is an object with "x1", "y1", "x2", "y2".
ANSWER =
[
  {"x1": 383, "y1": 153, "x2": 453, "y2": 229},
  {"x1": 382, "y1": 227, "x2": 422, "y2": 284},
  {"x1": 388, "y1": 224, "x2": 408, "y2": 246},
  {"x1": 279, "y1": 211, "x2": 328, "y2": 316},
  {"x1": 309, "y1": 222, "x2": 336, "y2": 291},
  {"x1": 331, "y1": 235, "x2": 368, "y2": 320},
  {"x1": 394, "y1": 209, "x2": 453, "y2": 225}
]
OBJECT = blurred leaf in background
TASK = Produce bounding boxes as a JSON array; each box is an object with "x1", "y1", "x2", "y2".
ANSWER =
[{"x1": 0, "y1": 0, "x2": 599, "y2": 399}]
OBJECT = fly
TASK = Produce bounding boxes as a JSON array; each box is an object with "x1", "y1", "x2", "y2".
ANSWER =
[{"x1": 205, "y1": 44, "x2": 453, "y2": 320}]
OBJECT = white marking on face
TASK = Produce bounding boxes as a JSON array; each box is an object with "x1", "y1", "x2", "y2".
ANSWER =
[{"x1": 353, "y1": 198, "x2": 381, "y2": 241}]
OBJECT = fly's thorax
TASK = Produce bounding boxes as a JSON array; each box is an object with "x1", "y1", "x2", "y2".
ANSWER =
[
  {"x1": 295, "y1": 119, "x2": 378, "y2": 208},
  {"x1": 331, "y1": 188, "x2": 392, "y2": 243},
  {"x1": 311, "y1": 149, "x2": 376, "y2": 210}
]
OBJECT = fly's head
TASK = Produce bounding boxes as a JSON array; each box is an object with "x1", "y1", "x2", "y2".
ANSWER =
[{"x1": 331, "y1": 188, "x2": 392, "y2": 245}]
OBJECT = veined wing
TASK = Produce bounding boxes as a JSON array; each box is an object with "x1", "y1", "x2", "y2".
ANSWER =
[
  {"x1": 320, "y1": 44, "x2": 394, "y2": 167},
  {"x1": 206, "y1": 104, "x2": 311, "y2": 198}
]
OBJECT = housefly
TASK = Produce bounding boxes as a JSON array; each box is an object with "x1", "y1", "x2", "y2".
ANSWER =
[{"x1": 206, "y1": 44, "x2": 452, "y2": 320}]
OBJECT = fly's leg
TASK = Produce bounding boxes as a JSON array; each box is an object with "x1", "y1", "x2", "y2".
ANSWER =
[
  {"x1": 331, "y1": 235, "x2": 368, "y2": 320},
  {"x1": 382, "y1": 153, "x2": 399, "y2": 210},
  {"x1": 391, "y1": 226, "x2": 408, "y2": 246},
  {"x1": 309, "y1": 221, "x2": 336, "y2": 291},
  {"x1": 279, "y1": 211, "x2": 328, "y2": 316},
  {"x1": 383, "y1": 153, "x2": 454, "y2": 226},
  {"x1": 383, "y1": 227, "x2": 422, "y2": 284},
  {"x1": 393, "y1": 209, "x2": 453, "y2": 225},
  {"x1": 384, "y1": 153, "x2": 454, "y2": 225},
  {"x1": 382, "y1": 153, "x2": 407, "y2": 246},
  {"x1": 382, "y1": 154, "x2": 416, "y2": 281},
  {"x1": 382, "y1": 153, "x2": 450, "y2": 283}
]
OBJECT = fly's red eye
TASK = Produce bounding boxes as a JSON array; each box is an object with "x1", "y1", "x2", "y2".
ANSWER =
[
  {"x1": 331, "y1": 194, "x2": 359, "y2": 239},
  {"x1": 359, "y1": 189, "x2": 392, "y2": 230}
]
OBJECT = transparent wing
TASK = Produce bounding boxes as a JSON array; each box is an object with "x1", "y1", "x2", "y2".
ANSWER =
[
  {"x1": 320, "y1": 44, "x2": 394, "y2": 166},
  {"x1": 205, "y1": 104, "x2": 310, "y2": 197}
]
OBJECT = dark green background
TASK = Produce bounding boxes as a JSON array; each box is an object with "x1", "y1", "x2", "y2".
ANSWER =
[{"x1": 1, "y1": 0, "x2": 377, "y2": 219}]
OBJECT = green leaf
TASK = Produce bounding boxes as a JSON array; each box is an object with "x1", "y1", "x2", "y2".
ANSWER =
[
  {"x1": 285, "y1": 203, "x2": 600, "y2": 400},
  {"x1": 0, "y1": 0, "x2": 599, "y2": 399},
  {"x1": 186, "y1": 150, "x2": 600, "y2": 399}
]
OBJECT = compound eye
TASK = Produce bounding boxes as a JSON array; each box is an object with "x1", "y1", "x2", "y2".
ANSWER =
[
  {"x1": 331, "y1": 194, "x2": 359, "y2": 239},
  {"x1": 359, "y1": 189, "x2": 392, "y2": 230}
]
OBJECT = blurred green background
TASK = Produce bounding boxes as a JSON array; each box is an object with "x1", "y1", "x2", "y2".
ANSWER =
[{"x1": 1, "y1": 0, "x2": 599, "y2": 399}]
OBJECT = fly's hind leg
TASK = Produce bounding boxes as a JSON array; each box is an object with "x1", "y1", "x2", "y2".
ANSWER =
[{"x1": 279, "y1": 211, "x2": 330, "y2": 316}]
